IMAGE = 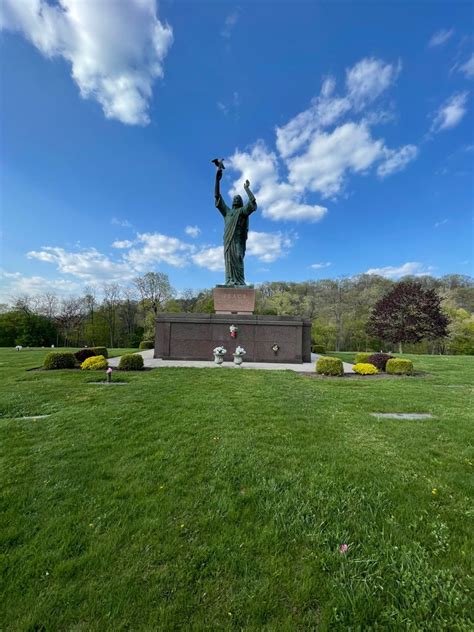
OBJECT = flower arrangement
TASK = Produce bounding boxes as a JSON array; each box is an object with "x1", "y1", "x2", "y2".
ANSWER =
[
  {"x1": 229, "y1": 324, "x2": 238, "y2": 338},
  {"x1": 272, "y1": 343, "x2": 280, "y2": 353},
  {"x1": 213, "y1": 346, "x2": 227, "y2": 356},
  {"x1": 233, "y1": 346, "x2": 246, "y2": 356}
]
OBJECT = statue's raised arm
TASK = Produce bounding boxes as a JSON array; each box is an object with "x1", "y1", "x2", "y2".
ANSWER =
[
  {"x1": 243, "y1": 179, "x2": 257, "y2": 216},
  {"x1": 214, "y1": 168, "x2": 228, "y2": 217}
]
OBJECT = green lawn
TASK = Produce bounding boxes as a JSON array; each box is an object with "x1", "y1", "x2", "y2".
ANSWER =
[{"x1": 1, "y1": 348, "x2": 473, "y2": 630}]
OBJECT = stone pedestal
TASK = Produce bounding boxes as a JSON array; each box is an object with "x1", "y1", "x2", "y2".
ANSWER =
[
  {"x1": 213, "y1": 287, "x2": 256, "y2": 315},
  {"x1": 155, "y1": 313, "x2": 312, "y2": 364}
]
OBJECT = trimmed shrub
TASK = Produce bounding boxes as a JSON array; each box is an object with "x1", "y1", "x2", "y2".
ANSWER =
[
  {"x1": 366, "y1": 353, "x2": 394, "y2": 372},
  {"x1": 44, "y1": 351, "x2": 76, "y2": 370},
  {"x1": 355, "y1": 352, "x2": 373, "y2": 365},
  {"x1": 311, "y1": 344, "x2": 326, "y2": 354},
  {"x1": 316, "y1": 356, "x2": 343, "y2": 376},
  {"x1": 81, "y1": 355, "x2": 108, "y2": 371},
  {"x1": 386, "y1": 358, "x2": 414, "y2": 375},
  {"x1": 353, "y1": 363, "x2": 379, "y2": 375},
  {"x1": 119, "y1": 354, "x2": 144, "y2": 371},
  {"x1": 90, "y1": 347, "x2": 108, "y2": 358},
  {"x1": 139, "y1": 340, "x2": 154, "y2": 350},
  {"x1": 74, "y1": 348, "x2": 96, "y2": 363}
]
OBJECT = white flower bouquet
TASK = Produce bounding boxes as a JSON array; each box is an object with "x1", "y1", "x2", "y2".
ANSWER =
[
  {"x1": 234, "y1": 346, "x2": 246, "y2": 356},
  {"x1": 213, "y1": 346, "x2": 227, "y2": 356}
]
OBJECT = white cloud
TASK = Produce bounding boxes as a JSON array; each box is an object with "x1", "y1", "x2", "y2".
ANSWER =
[
  {"x1": 246, "y1": 231, "x2": 293, "y2": 263},
  {"x1": 310, "y1": 262, "x2": 331, "y2": 269},
  {"x1": 228, "y1": 141, "x2": 328, "y2": 221},
  {"x1": 345, "y1": 57, "x2": 401, "y2": 108},
  {"x1": 192, "y1": 246, "x2": 224, "y2": 272},
  {"x1": 377, "y1": 144, "x2": 418, "y2": 178},
  {"x1": 125, "y1": 233, "x2": 192, "y2": 269},
  {"x1": 0, "y1": 269, "x2": 80, "y2": 303},
  {"x1": 458, "y1": 54, "x2": 474, "y2": 79},
  {"x1": 221, "y1": 9, "x2": 239, "y2": 38},
  {"x1": 27, "y1": 246, "x2": 133, "y2": 282},
  {"x1": 286, "y1": 122, "x2": 385, "y2": 197},
  {"x1": 431, "y1": 92, "x2": 469, "y2": 132},
  {"x1": 112, "y1": 239, "x2": 134, "y2": 249},
  {"x1": 185, "y1": 225, "x2": 201, "y2": 238},
  {"x1": 228, "y1": 57, "x2": 416, "y2": 217},
  {"x1": 428, "y1": 28, "x2": 454, "y2": 48},
  {"x1": 434, "y1": 219, "x2": 448, "y2": 228},
  {"x1": 366, "y1": 262, "x2": 435, "y2": 279},
  {"x1": 111, "y1": 217, "x2": 133, "y2": 228},
  {"x1": 0, "y1": 0, "x2": 173, "y2": 125}
]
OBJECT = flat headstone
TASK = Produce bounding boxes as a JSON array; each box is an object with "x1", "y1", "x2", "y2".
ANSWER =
[
  {"x1": 371, "y1": 413, "x2": 433, "y2": 420},
  {"x1": 87, "y1": 381, "x2": 128, "y2": 385},
  {"x1": 16, "y1": 415, "x2": 50, "y2": 420}
]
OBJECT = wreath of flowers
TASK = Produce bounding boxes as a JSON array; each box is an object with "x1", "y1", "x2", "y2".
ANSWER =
[
  {"x1": 229, "y1": 324, "x2": 238, "y2": 338},
  {"x1": 272, "y1": 343, "x2": 280, "y2": 353}
]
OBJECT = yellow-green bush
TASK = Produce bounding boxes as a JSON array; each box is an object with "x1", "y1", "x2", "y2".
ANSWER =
[
  {"x1": 386, "y1": 358, "x2": 414, "y2": 375},
  {"x1": 354, "y1": 352, "x2": 373, "y2": 364},
  {"x1": 81, "y1": 355, "x2": 108, "y2": 371},
  {"x1": 316, "y1": 356, "x2": 343, "y2": 376},
  {"x1": 353, "y1": 362, "x2": 379, "y2": 375}
]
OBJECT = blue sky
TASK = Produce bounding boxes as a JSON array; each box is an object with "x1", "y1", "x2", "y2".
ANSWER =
[{"x1": 1, "y1": 0, "x2": 473, "y2": 301}]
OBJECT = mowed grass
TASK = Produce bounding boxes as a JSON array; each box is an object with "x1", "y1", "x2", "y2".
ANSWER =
[{"x1": 0, "y1": 349, "x2": 473, "y2": 630}]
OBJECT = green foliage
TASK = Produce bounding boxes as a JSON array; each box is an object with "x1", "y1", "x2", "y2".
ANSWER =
[
  {"x1": 43, "y1": 351, "x2": 76, "y2": 370},
  {"x1": 355, "y1": 352, "x2": 373, "y2": 364},
  {"x1": 81, "y1": 355, "x2": 108, "y2": 371},
  {"x1": 386, "y1": 358, "x2": 414, "y2": 375},
  {"x1": 119, "y1": 353, "x2": 144, "y2": 370},
  {"x1": 74, "y1": 348, "x2": 96, "y2": 363},
  {"x1": 353, "y1": 362, "x2": 379, "y2": 375},
  {"x1": 0, "y1": 311, "x2": 57, "y2": 347},
  {"x1": 139, "y1": 340, "x2": 154, "y2": 350},
  {"x1": 311, "y1": 344, "x2": 326, "y2": 354},
  {"x1": 90, "y1": 347, "x2": 108, "y2": 358},
  {"x1": 316, "y1": 356, "x2": 344, "y2": 376}
]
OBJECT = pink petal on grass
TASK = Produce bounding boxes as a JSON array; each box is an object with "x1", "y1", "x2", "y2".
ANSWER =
[{"x1": 339, "y1": 544, "x2": 349, "y2": 554}]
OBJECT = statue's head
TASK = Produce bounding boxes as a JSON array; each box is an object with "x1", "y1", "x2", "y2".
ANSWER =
[{"x1": 232, "y1": 194, "x2": 243, "y2": 208}]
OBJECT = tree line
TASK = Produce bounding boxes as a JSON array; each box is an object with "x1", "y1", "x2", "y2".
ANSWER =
[{"x1": 0, "y1": 272, "x2": 473, "y2": 354}]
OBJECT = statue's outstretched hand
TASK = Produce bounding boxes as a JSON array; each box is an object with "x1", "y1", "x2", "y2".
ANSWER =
[{"x1": 244, "y1": 179, "x2": 250, "y2": 188}]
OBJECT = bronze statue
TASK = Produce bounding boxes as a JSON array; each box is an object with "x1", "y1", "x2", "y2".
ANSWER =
[{"x1": 213, "y1": 162, "x2": 257, "y2": 286}]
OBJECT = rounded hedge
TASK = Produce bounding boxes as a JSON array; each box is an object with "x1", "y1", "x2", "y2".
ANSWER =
[
  {"x1": 386, "y1": 358, "x2": 414, "y2": 375},
  {"x1": 44, "y1": 351, "x2": 76, "y2": 370},
  {"x1": 139, "y1": 340, "x2": 154, "y2": 350},
  {"x1": 354, "y1": 352, "x2": 373, "y2": 365},
  {"x1": 316, "y1": 356, "x2": 344, "y2": 376},
  {"x1": 366, "y1": 353, "x2": 394, "y2": 372},
  {"x1": 81, "y1": 355, "x2": 108, "y2": 371},
  {"x1": 74, "y1": 348, "x2": 96, "y2": 363},
  {"x1": 311, "y1": 344, "x2": 326, "y2": 354},
  {"x1": 90, "y1": 347, "x2": 108, "y2": 358},
  {"x1": 353, "y1": 362, "x2": 379, "y2": 375},
  {"x1": 119, "y1": 354, "x2": 144, "y2": 371}
]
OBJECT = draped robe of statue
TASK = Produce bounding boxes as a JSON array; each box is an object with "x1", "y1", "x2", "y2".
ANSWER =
[{"x1": 215, "y1": 193, "x2": 257, "y2": 286}]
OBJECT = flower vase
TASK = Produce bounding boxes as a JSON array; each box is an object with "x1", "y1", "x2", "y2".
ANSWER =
[
  {"x1": 214, "y1": 355, "x2": 224, "y2": 365},
  {"x1": 233, "y1": 355, "x2": 243, "y2": 366}
]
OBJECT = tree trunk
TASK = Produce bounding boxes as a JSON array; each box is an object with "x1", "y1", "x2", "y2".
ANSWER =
[{"x1": 398, "y1": 341, "x2": 403, "y2": 354}]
